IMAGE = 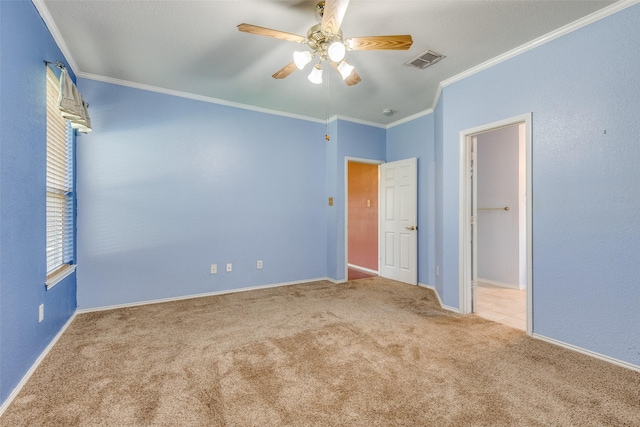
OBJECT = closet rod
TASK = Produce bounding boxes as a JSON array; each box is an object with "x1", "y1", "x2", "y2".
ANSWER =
[{"x1": 478, "y1": 207, "x2": 510, "y2": 211}]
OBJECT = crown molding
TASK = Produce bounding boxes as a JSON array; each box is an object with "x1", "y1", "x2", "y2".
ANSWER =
[
  {"x1": 386, "y1": 108, "x2": 434, "y2": 129},
  {"x1": 431, "y1": 84, "x2": 443, "y2": 113},
  {"x1": 441, "y1": 0, "x2": 640, "y2": 89},
  {"x1": 32, "y1": 0, "x2": 79, "y2": 73},
  {"x1": 34, "y1": 0, "x2": 639, "y2": 130},
  {"x1": 334, "y1": 115, "x2": 387, "y2": 129},
  {"x1": 78, "y1": 72, "x2": 327, "y2": 124},
  {"x1": 33, "y1": 0, "x2": 327, "y2": 125},
  {"x1": 78, "y1": 73, "x2": 391, "y2": 128}
]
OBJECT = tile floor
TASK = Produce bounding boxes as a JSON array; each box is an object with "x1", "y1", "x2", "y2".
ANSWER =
[{"x1": 475, "y1": 282, "x2": 526, "y2": 331}]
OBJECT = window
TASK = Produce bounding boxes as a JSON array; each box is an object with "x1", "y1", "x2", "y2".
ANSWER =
[{"x1": 46, "y1": 66, "x2": 75, "y2": 289}]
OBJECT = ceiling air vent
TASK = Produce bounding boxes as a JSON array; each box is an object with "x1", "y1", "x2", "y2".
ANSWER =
[{"x1": 406, "y1": 50, "x2": 445, "y2": 69}]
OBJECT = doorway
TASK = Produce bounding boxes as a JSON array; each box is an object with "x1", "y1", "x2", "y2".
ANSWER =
[
  {"x1": 347, "y1": 159, "x2": 381, "y2": 280},
  {"x1": 460, "y1": 114, "x2": 532, "y2": 335},
  {"x1": 475, "y1": 124, "x2": 526, "y2": 330},
  {"x1": 345, "y1": 157, "x2": 418, "y2": 284}
]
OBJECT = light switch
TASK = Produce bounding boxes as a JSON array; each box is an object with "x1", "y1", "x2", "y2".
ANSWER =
[{"x1": 367, "y1": 199, "x2": 371, "y2": 207}]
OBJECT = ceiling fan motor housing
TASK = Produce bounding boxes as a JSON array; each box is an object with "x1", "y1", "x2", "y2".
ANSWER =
[{"x1": 306, "y1": 24, "x2": 344, "y2": 60}]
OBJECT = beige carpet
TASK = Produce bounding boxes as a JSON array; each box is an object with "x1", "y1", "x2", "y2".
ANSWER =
[{"x1": 2, "y1": 278, "x2": 639, "y2": 426}]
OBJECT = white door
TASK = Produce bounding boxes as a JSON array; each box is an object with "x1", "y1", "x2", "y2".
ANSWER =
[{"x1": 379, "y1": 158, "x2": 418, "y2": 285}]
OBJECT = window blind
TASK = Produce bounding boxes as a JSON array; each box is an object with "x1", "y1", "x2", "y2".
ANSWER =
[{"x1": 46, "y1": 66, "x2": 74, "y2": 279}]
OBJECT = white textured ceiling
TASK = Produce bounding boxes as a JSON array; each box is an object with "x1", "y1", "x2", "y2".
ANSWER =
[{"x1": 39, "y1": 0, "x2": 616, "y2": 126}]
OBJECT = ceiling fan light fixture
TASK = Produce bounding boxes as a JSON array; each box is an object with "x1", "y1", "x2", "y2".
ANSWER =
[
  {"x1": 308, "y1": 64, "x2": 323, "y2": 84},
  {"x1": 239, "y1": 0, "x2": 413, "y2": 88},
  {"x1": 293, "y1": 50, "x2": 313, "y2": 70},
  {"x1": 336, "y1": 60, "x2": 354, "y2": 80},
  {"x1": 327, "y1": 41, "x2": 346, "y2": 62}
]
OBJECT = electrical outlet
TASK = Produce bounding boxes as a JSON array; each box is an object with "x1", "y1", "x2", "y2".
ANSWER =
[
  {"x1": 210, "y1": 264, "x2": 217, "y2": 274},
  {"x1": 257, "y1": 260, "x2": 263, "y2": 269},
  {"x1": 436, "y1": 265, "x2": 440, "y2": 276},
  {"x1": 226, "y1": 263, "x2": 232, "y2": 272},
  {"x1": 39, "y1": 304, "x2": 44, "y2": 323}
]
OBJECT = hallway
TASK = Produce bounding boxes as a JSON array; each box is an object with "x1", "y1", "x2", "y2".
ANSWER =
[{"x1": 348, "y1": 267, "x2": 377, "y2": 281}]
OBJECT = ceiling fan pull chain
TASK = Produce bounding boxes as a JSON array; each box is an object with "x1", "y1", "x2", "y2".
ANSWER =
[{"x1": 325, "y1": 73, "x2": 331, "y2": 141}]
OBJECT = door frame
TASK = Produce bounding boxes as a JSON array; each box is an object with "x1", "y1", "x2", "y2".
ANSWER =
[
  {"x1": 459, "y1": 113, "x2": 533, "y2": 335},
  {"x1": 344, "y1": 157, "x2": 384, "y2": 281}
]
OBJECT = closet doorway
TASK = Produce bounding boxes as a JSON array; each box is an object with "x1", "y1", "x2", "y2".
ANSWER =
[
  {"x1": 475, "y1": 124, "x2": 527, "y2": 330},
  {"x1": 347, "y1": 160, "x2": 380, "y2": 280},
  {"x1": 460, "y1": 114, "x2": 532, "y2": 335}
]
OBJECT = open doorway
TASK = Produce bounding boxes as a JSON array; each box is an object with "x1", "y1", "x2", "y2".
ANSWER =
[
  {"x1": 345, "y1": 157, "x2": 418, "y2": 284},
  {"x1": 460, "y1": 114, "x2": 532, "y2": 335},
  {"x1": 474, "y1": 124, "x2": 527, "y2": 330},
  {"x1": 347, "y1": 160, "x2": 379, "y2": 280}
]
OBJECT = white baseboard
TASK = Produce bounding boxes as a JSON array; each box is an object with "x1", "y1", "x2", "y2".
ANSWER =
[
  {"x1": 4, "y1": 279, "x2": 637, "y2": 419},
  {"x1": 76, "y1": 277, "x2": 333, "y2": 314},
  {"x1": 419, "y1": 283, "x2": 460, "y2": 313},
  {"x1": 347, "y1": 264, "x2": 379, "y2": 276},
  {"x1": 532, "y1": 333, "x2": 640, "y2": 373},
  {"x1": 1, "y1": 276, "x2": 346, "y2": 413},
  {"x1": 418, "y1": 284, "x2": 639, "y2": 372},
  {"x1": 478, "y1": 277, "x2": 524, "y2": 290},
  {"x1": 0, "y1": 312, "x2": 77, "y2": 417}
]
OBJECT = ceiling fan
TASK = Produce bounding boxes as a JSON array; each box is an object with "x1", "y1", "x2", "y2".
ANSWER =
[{"x1": 238, "y1": 0, "x2": 413, "y2": 86}]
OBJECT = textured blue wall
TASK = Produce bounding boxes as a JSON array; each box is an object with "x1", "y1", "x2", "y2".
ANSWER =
[
  {"x1": 325, "y1": 121, "x2": 339, "y2": 281},
  {"x1": 434, "y1": 96, "x2": 444, "y2": 300},
  {"x1": 2, "y1": 1, "x2": 639, "y2": 411},
  {"x1": 386, "y1": 115, "x2": 436, "y2": 287},
  {"x1": 0, "y1": 0, "x2": 77, "y2": 404},
  {"x1": 75, "y1": 80, "x2": 329, "y2": 309},
  {"x1": 325, "y1": 120, "x2": 386, "y2": 281},
  {"x1": 440, "y1": 4, "x2": 640, "y2": 365}
]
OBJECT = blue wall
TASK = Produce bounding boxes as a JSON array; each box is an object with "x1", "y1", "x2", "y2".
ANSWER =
[
  {"x1": 387, "y1": 115, "x2": 436, "y2": 287},
  {"x1": 75, "y1": 80, "x2": 387, "y2": 306},
  {"x1": 439, "y1": 4, "x2": 640, "y2": 364},
  {"x1": 0, "y1": 0, "x2": 77, "y2": 404},
  {"x1": 434, "y1": 96, "x2": 444, "y2": 301},
  {"x1": 325, "y1": 120, "x2": 386, "y2": 281},
  {"x1": 75, "y1": 79, "x2": 332, "y2": 309},
  {"x1": 2, "y1": 0, "x2": 639, "y2": 410}
]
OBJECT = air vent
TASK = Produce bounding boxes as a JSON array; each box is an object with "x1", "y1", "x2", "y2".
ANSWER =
[{"x1": 406, "y1": 49, "x2": 445, "y2": 69}]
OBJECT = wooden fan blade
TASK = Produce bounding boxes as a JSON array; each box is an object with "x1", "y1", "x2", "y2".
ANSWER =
[
  {"x1": 321, "y1": 0, "x2": 350, "y2": 35},
  {"x1": 330, "y1": 62, "x2": 361, "y2": 86},
  {"x1": 346, "y1": 35, "x2": 413, "y2": 51},
  {"x1": 238, "y1": 23, "x2": 306, "y2": 44},
  {"x1": 272, "y1": 62, "x2": 298, "y2": 79}
]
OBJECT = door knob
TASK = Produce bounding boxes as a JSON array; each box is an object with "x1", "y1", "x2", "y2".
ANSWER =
[{"x1": 405, "y1": 225, "x2": 417, "y2": 231}]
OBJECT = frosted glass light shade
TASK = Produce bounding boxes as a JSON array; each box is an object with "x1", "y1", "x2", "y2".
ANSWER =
[
  {"x1": 327, "y1": 41, "x2": 346, "y2": 62},
  {"x1": 308, "y1": 64, "x2": 323, "y2": 84},
  {"x1": 293, "y1": 51, "x2": 313, "y2": 70},
  {"x1": 337, "y1": 60, "x2": 354, "y2": 80}
]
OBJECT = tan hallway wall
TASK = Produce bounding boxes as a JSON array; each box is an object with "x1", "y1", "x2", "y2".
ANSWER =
[{"x1": 348, "y1": 162, "x2": 378, "y2": 270}]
